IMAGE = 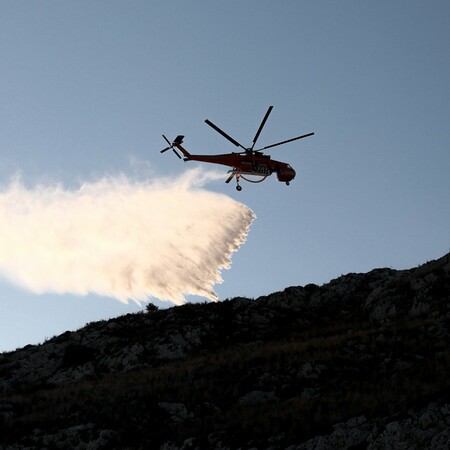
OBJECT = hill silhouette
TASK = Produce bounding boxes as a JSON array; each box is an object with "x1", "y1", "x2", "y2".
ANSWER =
[{"x1": 0, "y1": 252, "x2": 449, "y2": 449}]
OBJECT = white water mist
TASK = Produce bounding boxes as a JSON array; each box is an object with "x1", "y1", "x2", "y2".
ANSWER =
[{"x1": 0, "y1": 169, "x2": 255, "y2": 305}]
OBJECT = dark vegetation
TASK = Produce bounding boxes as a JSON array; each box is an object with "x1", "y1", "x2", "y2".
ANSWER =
[{"x1": 0, "y1": 253, "x2": 449, "y2": 449}]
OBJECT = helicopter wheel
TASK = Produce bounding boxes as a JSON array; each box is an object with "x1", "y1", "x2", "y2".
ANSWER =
[
  {"x1": 286, "y1": 181, "x2": 290, "y2": 186},
  {"x1": 236, "y1": 185, "x2": 242, "y2": 191}
]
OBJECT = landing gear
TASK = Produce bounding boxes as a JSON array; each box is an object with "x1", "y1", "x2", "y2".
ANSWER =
[
  {"x1": 286, "y1": 181, "x2": 290, "y2": 186},
  {"x1": 235, "y1": 174, "x2": 242, "y2": 191}
]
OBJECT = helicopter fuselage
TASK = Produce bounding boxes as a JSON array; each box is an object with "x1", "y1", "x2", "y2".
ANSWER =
[
  {"x1": 175, "y1": 145, "x2": 296, "y2": 184},
  {"x1": 161, "y1": 106, "x2": 313, "y2": 190}
]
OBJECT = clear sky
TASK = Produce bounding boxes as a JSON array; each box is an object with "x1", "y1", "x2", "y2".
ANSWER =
[{"x1": 1, "y1": 1, "x2": 449, "y2": 352}]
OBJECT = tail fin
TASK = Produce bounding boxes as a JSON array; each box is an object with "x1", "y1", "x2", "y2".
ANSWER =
[
  {"x1": 173, "y1": 135, "x2": 184, "y2": 145},
  {"x1": 173, "y1": 135, "x2": 192, "y2": 160}
]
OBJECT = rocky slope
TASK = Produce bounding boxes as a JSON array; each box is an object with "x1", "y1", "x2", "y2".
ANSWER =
[{"x1": 0, "y1": 252, "x2": 449, "y2": 449}]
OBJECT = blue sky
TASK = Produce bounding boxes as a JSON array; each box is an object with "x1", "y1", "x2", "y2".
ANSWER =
[{"x1": 0, "y1": 1, "x2": 449, "y2": 352}]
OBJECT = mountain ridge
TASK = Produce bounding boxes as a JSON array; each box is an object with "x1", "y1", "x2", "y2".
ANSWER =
[{"x1": 1, "y1": 252, "x2": 449, "y2": 449}]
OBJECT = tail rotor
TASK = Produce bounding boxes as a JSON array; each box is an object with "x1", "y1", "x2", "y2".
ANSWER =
[{"x1": 160, "y1": 135, "x2": 182, "y2": 159}]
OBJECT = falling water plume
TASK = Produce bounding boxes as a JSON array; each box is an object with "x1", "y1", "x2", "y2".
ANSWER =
[{"x1": 0, "y1": 169, "x2": 255, "y2": 305}]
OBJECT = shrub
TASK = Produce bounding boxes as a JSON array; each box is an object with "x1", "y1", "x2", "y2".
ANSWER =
[{"x1": 146, "y1": 303, "x2": 159, "y2": 314}]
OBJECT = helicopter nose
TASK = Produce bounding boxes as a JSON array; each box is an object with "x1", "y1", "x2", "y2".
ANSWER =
[{"x1": 276, "y1": 167, "x2": 296, "y2": 183}]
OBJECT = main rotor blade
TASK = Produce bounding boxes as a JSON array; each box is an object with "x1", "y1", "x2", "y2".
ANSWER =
[
  {"x1": 256, "y1": 132, "x2": 315, "y2": 151},
  {"x1": 251, "y1": 106, "x2": 273, "y2": 150},
  {"x1": 205, "y1": 119, "x2": 246, "y2": 150}
]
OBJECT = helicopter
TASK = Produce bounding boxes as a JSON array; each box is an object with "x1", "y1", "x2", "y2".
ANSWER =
[{"x1": 161, "y1": 106, "x2": 314, "y2": 191}]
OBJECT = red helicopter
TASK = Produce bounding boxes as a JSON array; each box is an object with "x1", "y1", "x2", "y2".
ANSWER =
[{"x1": 161, "y1": 106, "x2": 314, "y2": 191}]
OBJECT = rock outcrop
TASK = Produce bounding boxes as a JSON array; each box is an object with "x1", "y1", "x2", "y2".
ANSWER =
[{"x1": 0, "y1": 252, "x2": 449, "y2": 449}]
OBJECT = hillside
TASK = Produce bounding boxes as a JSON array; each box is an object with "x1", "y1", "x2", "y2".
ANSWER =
[{"x1": 0, "y1": 253, "x2": 449, "y2": 449}]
